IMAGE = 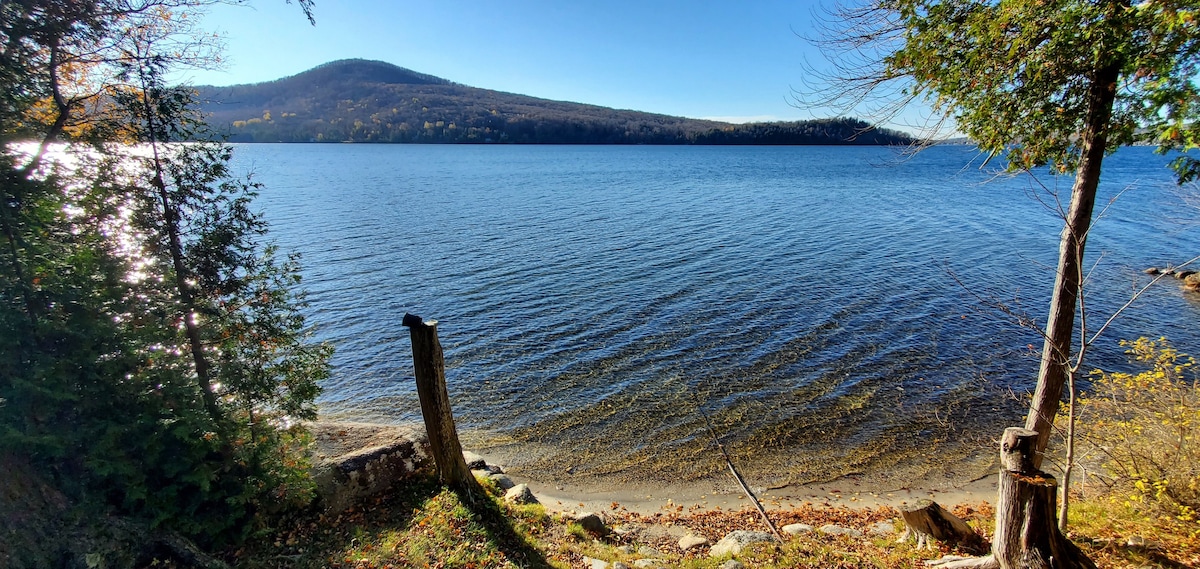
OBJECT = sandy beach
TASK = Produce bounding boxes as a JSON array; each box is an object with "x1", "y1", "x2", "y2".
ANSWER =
[{"x1": 472, "y1": 445, "x2": 999, "y2": 516}]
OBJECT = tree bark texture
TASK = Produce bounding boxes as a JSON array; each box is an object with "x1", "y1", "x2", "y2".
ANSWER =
[
  {"x1": 403, "y1": 313, "x2": 478, "y2": 490},
  {"x1": 1025, "y1": 59, "x2": 1122, "y2": 469},
  {"x1": 140, "y1": 81, "x2": 223, "y2": 427},
  {"x1": 927, "y1": 428, "x2": 1095, "y2": 569},
  {"x1": 993, "y1": 428, "x2": 1096, "y2": 569}
]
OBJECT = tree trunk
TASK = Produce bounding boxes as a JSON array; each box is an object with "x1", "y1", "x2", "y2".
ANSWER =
[
  {"x1": 900, "y1": 499, "x2": 987, "y2": 553},
  {"x1": 403, "y1": 313, "x2": 478, "y2": 491},
  {"x1": 1024, "y1": 58, "x2": 1122, "y2": 470},
  {"x1": 139, "y1": 71, "x2": 223, "y2": 427},
  {"x1": 927, "y1": 428, "x2": 1095, "y2": 569}
]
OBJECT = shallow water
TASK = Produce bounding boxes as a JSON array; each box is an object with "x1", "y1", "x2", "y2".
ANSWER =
[{"x1": 228, "y1": 144, "x2": 1200, "y2": 488}]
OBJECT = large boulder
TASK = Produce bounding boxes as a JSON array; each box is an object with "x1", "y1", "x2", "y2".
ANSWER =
[{"x1": 309, "y1": 422, "x2": 430, "y2": 513}]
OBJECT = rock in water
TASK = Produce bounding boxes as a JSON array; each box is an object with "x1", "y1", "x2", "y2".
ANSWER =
[{"x1": 1185, "y1": 273, "x2": 1200, "y2": 291}]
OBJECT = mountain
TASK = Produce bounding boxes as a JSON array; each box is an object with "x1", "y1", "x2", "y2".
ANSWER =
[{"x1": 193, "y1": 59, "x2": 913, "y2": 145}]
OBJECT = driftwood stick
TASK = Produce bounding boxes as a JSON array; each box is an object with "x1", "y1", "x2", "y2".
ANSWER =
[
  {"x1": 900, "y1": 499, "x2": 986, "y2": 554},
  {"x1": 697, "y1": 404, "x2": 782, "y2": 541}
]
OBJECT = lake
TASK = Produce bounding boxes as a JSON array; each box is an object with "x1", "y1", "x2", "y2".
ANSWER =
[{"x1": 226, "y1": 143, "x2": 1199, "y2": 489}]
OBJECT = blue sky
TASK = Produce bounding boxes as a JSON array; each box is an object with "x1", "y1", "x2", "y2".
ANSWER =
[{"x1": 184, "y1": 0, "x2": 927, "y2": 129}]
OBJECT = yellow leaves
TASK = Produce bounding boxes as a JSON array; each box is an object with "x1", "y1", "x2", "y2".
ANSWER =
[{"x1": 1074, "y1": 337, "x2": 1200, "y2": 523}]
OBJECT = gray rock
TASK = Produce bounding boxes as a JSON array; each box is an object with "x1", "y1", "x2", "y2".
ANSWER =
[
  {"x1": 573, "y1": 512, "x2": 609, "y2": 536},
  {"x1": 678, "y1": 533, "x2": 710, "y2": 551},
  {"x1": 582, "y1": 556, "x2": 609, "y2": 569},
  {"x1": 504, "y1": 483, "x2": 538, "y2": 505},
  {"x1": 709, "y1": 530, "x2": 775, "y2": 557},
  {"x1": 721, "y1": 561, "x2": 746, "y2": 569},
  {"x1": 1126, "y1": 535, "x2": 1163, "y2": 549},
  {"x1": 617, "y1": 545, "x2": 635, "y2": 554},
  {"x1": 612, "y1": 563, "x2": 630, "y2": 569},
  {"x1": 818, "y1": 524, "x2": 864, "y2": 538},
  {"x1": 782, "y1": 523, "x2": 814, "y2": 535},
  {"x1": 633, "y1": 561, "x2": 669, "y2": 569},
  {"x1": 636, "y1": 545, "x2": 664, "y2": 557},
  {"x1": 488, "y1": 473, "x2": 516, "y2": 490},
  {"x1": 462, "y1": 451, "x2": 487, "y2": 469},
  {"x1": 868, "y1": 521, "x2": 896, "y2": 537}
]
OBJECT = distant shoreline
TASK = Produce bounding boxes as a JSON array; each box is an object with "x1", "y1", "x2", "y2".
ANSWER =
[{"x1": 214, "y1": 139, "x2": 922, "y2": 146}]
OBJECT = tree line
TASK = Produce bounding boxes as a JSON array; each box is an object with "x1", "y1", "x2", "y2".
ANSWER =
[{"x1": 195, "y1": 59, "x2": 914, "y2": 145}]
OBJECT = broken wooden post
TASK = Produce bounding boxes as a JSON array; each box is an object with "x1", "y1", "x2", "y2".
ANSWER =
[
  {"x1": 403, "y1": 313, "x2": 478, "y2": 490},
  {"x1": 991, "y1": 427, "x2": 1095, "y2": 569},
  {"x1": 927, "y1": 427, "x2": 1096, "y2": 569}
]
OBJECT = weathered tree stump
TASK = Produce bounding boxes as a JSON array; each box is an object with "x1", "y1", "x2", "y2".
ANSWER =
[
  {"x1": 899, "y1": 499, "x2": 987, "y2": 554},
  {"x1": 403, "y1": 313, "x2": 479, "y2": 492},
  {"x1": 926, "y1": 428, "x2": 1096, "y2": 569}
]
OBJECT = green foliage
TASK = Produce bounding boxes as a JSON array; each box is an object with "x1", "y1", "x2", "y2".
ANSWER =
[
  {"x1": 196, "y1": 59, "x2": 914, "y2": 145},
  {"x1": 0, "y1": 0, "x2": 330, "y2": 547},
  {"x1": 875, "y1": 0, "x2": 1200, "y2": 179},
  {"x1": 1073, "y1": 337, "x2": 1200, "y2": 525}
]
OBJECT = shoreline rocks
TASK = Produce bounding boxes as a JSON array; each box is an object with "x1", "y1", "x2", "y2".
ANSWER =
[
  {"x1": 309, "y1": 422, "x2": 430, "y2": 513},
  {"x1": 709, "y1": 530, "x2": 776, "y2": 557},
  {"x1": 1144, "y1": 265, "x2": 1200, "y2": 290},
  {"x1": 1137, "y1": 265, "x2": 1195, "y2": 291}
]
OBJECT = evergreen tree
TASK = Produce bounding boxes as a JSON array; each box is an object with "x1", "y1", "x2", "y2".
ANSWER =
[{"x1": 0, "y1": 0, "x2": 328, "y2": 545}]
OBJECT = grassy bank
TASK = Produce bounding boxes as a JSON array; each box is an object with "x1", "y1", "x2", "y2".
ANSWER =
[{"x1": 228, "y1": 473, "x2": 1199, "y2": 568}]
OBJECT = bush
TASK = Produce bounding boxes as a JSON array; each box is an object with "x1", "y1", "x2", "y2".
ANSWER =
[{"x1": 1075, "y1": 337, "x2": 1200, "y2": 523}]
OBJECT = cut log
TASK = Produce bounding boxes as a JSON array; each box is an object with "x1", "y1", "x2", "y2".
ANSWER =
[
  {"x1": 991, "y1": 470, "x2": 1095, "y2": 569},
  {"x1": 927, "y1": 427, "x2": 1097, "y2": 569},
  {"x1": 900, "y1": 499, "x2": 987, "y2": 554}
]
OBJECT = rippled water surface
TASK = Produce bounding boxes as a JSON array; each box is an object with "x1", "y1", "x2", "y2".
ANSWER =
[{"x1": 228, "y1": 144, "x2": 1199, "y2": 487}]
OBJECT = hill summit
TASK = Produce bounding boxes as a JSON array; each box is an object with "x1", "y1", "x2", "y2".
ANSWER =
[{"x1": 195, "y1": 59, "x2": 913, "y2": 145}]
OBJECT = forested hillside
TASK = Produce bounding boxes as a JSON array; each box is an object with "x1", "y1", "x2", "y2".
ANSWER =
[{"x1": 194, "y1": 59, "x2": 913, "y2": 145}]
